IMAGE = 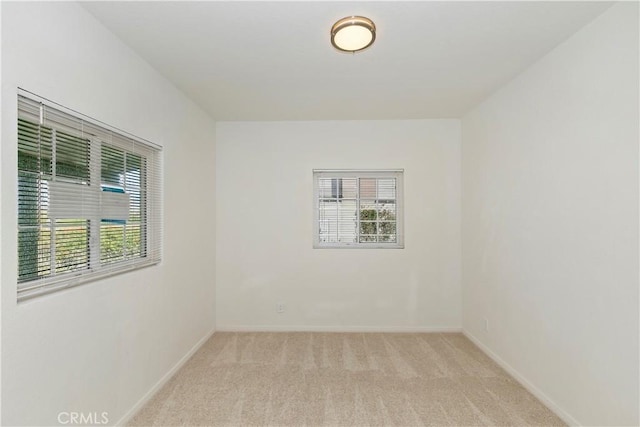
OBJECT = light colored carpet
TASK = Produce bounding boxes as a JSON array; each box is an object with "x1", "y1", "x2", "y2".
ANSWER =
[{"x1": 129, "y1": 332, "x2": 565, "y2": 426}]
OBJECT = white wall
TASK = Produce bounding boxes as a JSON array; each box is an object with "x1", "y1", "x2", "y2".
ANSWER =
[
  {"x1": 216, "y1": 120, "x2": 461, "y2": 331},
  {"x1": 461, "y1": 3, "x2": 638, "y2": 426},
  {"x1": 1, "y1": 3, "x2": 216, "y2": 425}
]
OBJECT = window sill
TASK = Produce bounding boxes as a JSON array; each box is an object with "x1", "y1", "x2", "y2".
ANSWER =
[{"x1": 17, "y1": 258, "x2": 160, "y2": 302}]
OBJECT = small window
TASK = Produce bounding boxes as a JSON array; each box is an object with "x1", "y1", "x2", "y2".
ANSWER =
[
  {"x1": 313, "y1": 170, "x2": 404, "y2": 248},
  {"x1": 17, "y1": 91, "x2": 162, "y2": 301}
]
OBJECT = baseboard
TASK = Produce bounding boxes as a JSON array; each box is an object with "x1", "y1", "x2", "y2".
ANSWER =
[
  {"x1": 462, "y1": 329, "x2": 581, "y2": 427},
  {"x1": 115, "y1": 328, "x2": 216, "y2": 426},
  {"x1": 215, "y1": 325, "x2": 462, "y2": 333}
]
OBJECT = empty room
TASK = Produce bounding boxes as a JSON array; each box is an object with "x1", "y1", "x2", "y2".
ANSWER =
[{"x1": 1, "y1": 1, "x2": 638, "y2": 426}]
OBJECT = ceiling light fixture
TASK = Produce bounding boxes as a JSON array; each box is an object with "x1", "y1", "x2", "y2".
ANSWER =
[{"x1": 330, "y1": 16, "x2": 376, "y2": 53}]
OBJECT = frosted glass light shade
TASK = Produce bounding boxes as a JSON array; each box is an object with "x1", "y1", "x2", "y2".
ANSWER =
[{"x1": 331, "y1": 16, "x2": 376, "y2": 52}]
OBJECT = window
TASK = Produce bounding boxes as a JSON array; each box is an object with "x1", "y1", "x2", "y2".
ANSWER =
[
  {"x1": 313, "y1": 170, "x2": 404, "y2": 248},
  {"x1": 17, "y1": 91, "x2": 162, "y2": 301}
]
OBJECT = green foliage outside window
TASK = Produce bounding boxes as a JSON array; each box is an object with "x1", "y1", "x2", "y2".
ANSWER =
[
  {"x1": 100, "y1": 224, "x2": 142, "y2": 264},
  {"x1": 359, "y1": 207, "x2": 397, "y2": 242}
]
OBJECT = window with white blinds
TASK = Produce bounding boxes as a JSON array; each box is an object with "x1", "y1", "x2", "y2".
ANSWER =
[
  {"x1": 313, "y1": 170, "x2": 404, "y2": 248},
  {"x1": 17, "y1": 90, "x2": 162, "y2": 301}
]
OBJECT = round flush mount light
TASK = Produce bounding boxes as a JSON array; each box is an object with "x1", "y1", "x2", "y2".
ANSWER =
[{"x1": 331, "y1": 16, "x2": 376, "y2": 53}]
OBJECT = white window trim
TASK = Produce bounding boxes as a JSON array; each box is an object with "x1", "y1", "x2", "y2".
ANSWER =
[{"x1": 313, "y1": 169, "x2": 404, "y2": 249}]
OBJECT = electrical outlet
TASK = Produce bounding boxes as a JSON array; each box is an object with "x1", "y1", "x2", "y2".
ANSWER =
[
  {"x1": 276, "y1": 302, "x2": 285, "y2": 314},
  {"x1": 484, "y1": 318, "x2": 489, "y2": 332}
]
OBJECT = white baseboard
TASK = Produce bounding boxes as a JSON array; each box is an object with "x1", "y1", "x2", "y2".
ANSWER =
[
  {"x1": 215, "y1": 325, "x2": 462, "y2": 333},
  {"x1": 115, "y1": 328, "x2": 216, "y2": 426},
  {"x1": 462, "y1": 329, "x2": 580, "y2": 427}
]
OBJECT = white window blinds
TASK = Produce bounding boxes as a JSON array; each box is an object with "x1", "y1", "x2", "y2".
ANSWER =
[
  {"x1": 17, "y1": 91, "x2": 162, "y2": 301},
  {"x1": 313, "y1": 170, "x2": 404, "y2": 249}
]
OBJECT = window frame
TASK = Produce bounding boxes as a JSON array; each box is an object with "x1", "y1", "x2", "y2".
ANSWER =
[
  {"x1": 16, "y1": 89, "x2": 162, "y2": 301},
  {"x1": 313, "y1": 169, "x2": 404, "y2": 249}
]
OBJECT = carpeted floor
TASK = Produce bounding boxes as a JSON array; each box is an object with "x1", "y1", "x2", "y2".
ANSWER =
[{"x1": 129, "y1": 332, "x2": 565, "y2": 426}]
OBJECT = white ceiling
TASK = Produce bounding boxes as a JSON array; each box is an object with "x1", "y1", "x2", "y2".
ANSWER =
[{"x1": 83, "y1": 1, "x2": 612, "y2": 121}]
